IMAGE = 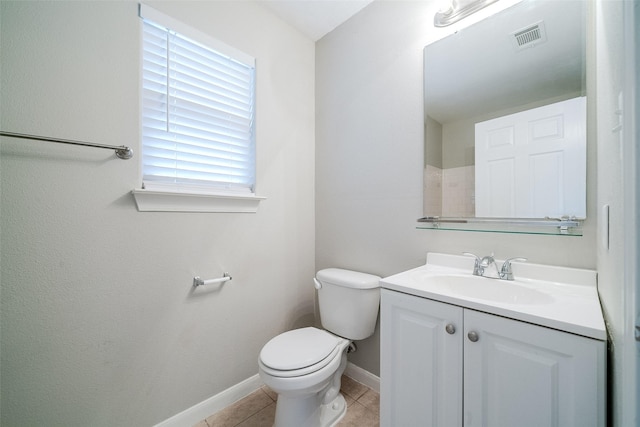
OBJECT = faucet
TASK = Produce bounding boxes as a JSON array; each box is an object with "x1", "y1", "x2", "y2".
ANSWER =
[
  {"x1": 500, "y1": 257, "x2": 528, "y2": 280},
  {"x1": 463, "y1": 253, "x2": 527, "y2": 280}
]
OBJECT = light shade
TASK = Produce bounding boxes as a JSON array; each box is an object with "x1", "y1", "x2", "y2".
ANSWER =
[{"x1": 434, "y1": 0, "x2": 500, "y2": 27}]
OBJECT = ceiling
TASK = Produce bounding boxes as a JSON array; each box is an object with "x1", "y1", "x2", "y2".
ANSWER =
[
  {"x1": 259, "y1": 0, "x2": 585, "y2": 125},
  {"x1": 260, "y1": 0, "x2": 375, "y2": 41}
]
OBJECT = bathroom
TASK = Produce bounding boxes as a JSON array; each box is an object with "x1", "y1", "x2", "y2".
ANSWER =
[{"x1": 0, "y1": 0, "x2": 636, "y2": 426}]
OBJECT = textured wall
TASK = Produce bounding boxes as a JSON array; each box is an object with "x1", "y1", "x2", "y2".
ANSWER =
[{"x1": 0, "y1": 1, "x2": 315, "y2": 425}]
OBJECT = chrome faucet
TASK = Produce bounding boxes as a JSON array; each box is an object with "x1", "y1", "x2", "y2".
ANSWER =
[
  {"x1": 466, "y1": 252, "x2": 482, "y2": 276},
  {"x1": 463, "y1": 252, "x2": 527, "y2": 280},
  {"x1": 500, "y1": 257, "x2": 528, "y2": 280}
]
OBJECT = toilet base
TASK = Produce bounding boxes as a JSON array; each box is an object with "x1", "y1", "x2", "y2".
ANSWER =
[
  {"x1": 259, "y1": 330, "x2": 352, "y2": 427},
  {"x1": 273, "y1": 392, "x2": 346, "y2": 427},
  {"x1": 320, "y1": 393, "x2": 347, "y2": 427}
]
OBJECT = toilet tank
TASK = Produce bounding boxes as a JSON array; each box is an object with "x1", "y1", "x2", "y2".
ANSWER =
[{"x1": 316, "y1": 268, "x2": 381, "y2": 340}]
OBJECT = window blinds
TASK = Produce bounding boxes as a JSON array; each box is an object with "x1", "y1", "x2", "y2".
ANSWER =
[{"x1": 140, "y1": 5, "x2": 256, "y2": 194}]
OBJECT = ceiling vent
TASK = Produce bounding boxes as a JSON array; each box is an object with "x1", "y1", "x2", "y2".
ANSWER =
[{"x1": 512, "y1": 21, "x2": 547, "y2": 50}]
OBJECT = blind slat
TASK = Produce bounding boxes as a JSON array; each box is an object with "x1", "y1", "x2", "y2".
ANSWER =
[
  {"x1": 142, "y1": 139, "x2": 252, "y2": 159},
  {"x1": 141, "y1": 15, "x2": 256, "y2": 194}
]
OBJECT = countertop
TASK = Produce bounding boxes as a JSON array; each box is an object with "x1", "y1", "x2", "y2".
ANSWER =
[{"x1": 380, "y1": 253, "x2": 607, "y2": 340}]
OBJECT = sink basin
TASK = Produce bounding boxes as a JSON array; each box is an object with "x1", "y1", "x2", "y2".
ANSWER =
[{"x1": 428, "y1": 274, "x2": 554, "y2": 305}]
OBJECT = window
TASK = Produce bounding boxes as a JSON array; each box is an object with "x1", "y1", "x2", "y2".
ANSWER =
[{"x1": 134, "y1": 5, "x2": 263, "y2": 212}]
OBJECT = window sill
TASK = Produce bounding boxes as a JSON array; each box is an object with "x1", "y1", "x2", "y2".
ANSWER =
[{"x1": 131, "y1": 189, "x2": 266, "y2": 213}]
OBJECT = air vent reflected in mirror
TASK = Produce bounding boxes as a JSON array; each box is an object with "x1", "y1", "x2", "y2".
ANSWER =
[{"x1": 512, "y1": 21, "x2": 547, "y2": 50}]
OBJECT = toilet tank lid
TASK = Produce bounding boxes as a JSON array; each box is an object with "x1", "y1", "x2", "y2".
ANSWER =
[{"x1": 316, "y1": 268, "x2": 380, "y2": 289}]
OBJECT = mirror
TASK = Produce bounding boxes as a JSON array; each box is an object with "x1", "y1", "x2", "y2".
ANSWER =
[{"x1": 423, "y1": 0, "x2": 586, "y2": 221}]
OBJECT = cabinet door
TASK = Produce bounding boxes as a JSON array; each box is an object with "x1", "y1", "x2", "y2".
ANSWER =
[
  {"x1": 463, "y1": 309, "x2": 606, "y2": 427},
  {"x1": 380, "y1": 289, "x2": 463, "y2": 427}
]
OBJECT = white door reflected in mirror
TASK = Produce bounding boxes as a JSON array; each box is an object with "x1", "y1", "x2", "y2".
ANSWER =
[{"x1": 475, "y1": 96, "x2": 586, "y2": 218}]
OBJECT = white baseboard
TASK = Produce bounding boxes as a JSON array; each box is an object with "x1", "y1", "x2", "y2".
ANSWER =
[
  {"x1": 153, "y1": 374, "x2": 263, "y2": 427},
  {"x1": 344, "y1": 362, "x2": 380, "y2": 393},
  {"x1": 154, "y1": 363, "x2": 380, "y2": 426}
]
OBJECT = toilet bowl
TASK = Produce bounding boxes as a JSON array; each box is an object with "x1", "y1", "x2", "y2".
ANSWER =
[
  {"x1": 259, "y1": 327, "x2": 350, "y2": 426},
  {"x1": 258, "y1": 268, "x2": 381, "y2": 427}
]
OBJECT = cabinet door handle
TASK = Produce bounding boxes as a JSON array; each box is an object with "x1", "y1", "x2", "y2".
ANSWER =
[
  {"x1": 467, "y1": 331, "x2": 479, "y2": 342},
  {"x1": 445, "y1": 323, "x2": 456, "y2": 334}
]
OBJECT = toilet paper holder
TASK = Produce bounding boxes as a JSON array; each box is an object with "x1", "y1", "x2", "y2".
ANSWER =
[{"x1": 193, "y1": 273, "x2": 232, "y2": 287}]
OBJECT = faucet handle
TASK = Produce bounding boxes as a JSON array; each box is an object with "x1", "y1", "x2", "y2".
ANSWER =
[
  {"x1": 462, "y1": 252, "x2": 482, "y2": 276},
  {"x1": 500, "y1": 257, "x2": 527, "y2": 280},
  {"x1": 462, "y1": 251, "x2": 480, "y2": 260}
]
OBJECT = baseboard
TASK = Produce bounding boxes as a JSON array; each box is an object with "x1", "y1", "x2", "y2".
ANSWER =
[
  {"x1": 153, "y1": 374, "x2": 263, "y2": 427},
  {"x1": 154, "y1": 363, "x2": 380, "y2": 426},
  {"x1": 344, "y1": 362, "x2": 380, "y2": 393}
]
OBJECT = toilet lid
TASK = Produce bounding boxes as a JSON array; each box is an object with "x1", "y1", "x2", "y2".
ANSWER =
[{"x1": 260, "y1": 327, "x2": 342, "y2": 371}]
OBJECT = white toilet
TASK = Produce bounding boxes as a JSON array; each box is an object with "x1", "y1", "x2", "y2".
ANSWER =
[{"x1": 258, "y1": 268, "x2": 381, "y2": 427}]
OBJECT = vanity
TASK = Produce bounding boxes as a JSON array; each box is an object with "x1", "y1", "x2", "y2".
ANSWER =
[{"x1": 380, "y1": 253, "x2": 606, "y2": 427}]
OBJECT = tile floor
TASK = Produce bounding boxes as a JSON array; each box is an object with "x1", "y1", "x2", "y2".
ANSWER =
[{"x1": 194, "y1": 375, "x2": 379, "y2": 427}]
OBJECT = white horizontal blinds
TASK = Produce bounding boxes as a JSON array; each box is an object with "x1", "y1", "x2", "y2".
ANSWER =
[{"x1": 140, "y1": 5, "x2": 256, "y2": 194}]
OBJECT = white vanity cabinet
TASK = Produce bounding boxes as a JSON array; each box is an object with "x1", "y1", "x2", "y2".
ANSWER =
[
  {"x1": 380, "y1": 289, "x2": 606, "y2": 427},
  {"x1": 381, "y1": 288, "x2": 463, "y2": 426}
]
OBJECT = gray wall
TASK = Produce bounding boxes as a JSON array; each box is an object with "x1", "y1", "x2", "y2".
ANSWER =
[
  {"x1": 0, "y1": 1, "x2": 315, "y2": 425},
  {"x1": 424, "y1": 115, "x2": 442, "y2": 168}
]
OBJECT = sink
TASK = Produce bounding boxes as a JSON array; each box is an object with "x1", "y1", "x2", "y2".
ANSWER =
[
  {"x1": 380, "y1": 253, "x2": 605, "y2": 339},
  {"x1": 427, "y1": 274, "x2": 554, "y2": 305}
]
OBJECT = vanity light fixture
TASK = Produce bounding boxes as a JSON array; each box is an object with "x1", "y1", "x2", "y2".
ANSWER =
[{"x1": 434, "y1": 0, "x2": 500, "y2": 27}]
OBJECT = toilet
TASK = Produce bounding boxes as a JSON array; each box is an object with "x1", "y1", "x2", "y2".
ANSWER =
[{"x1": 258, "y1": 268, "x2": 381, "y2": 427}]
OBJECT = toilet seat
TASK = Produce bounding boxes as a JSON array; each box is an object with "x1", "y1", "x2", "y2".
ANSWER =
[{"x1": 259, "y1": 327, "x2": 346, "y2": 378}]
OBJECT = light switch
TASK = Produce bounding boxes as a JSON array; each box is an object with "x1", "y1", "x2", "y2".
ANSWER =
[{"x1": 601, "y1": 204, "x2": 610, "y2": 251}]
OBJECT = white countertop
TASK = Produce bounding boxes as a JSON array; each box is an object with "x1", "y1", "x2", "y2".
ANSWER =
[{"x1": 380, "y1": 253, "x2": 607, "y2": 340}]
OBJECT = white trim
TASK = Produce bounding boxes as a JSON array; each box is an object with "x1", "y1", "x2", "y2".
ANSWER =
[
  {"x1": 153, "y1": 364, "x2": 379, "y2": 426},
  {"x1": 344, "y1": 362, "x2": 380, "y2": 393},
  {"x1": 153, "y1": 374, "x2": 263, "y2": 427},
  {"x1": 132, "y1": 189, "x2": 266, "y2": 213}
]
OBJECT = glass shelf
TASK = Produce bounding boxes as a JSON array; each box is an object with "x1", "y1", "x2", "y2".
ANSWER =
[{"x1": 416, "y1": 217, "x2": 583, "y2": 236}]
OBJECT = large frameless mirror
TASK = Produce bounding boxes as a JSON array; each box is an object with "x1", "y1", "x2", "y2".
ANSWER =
[{"x1": 421, "y1": 0, "x2": 586, "y2": 234}]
